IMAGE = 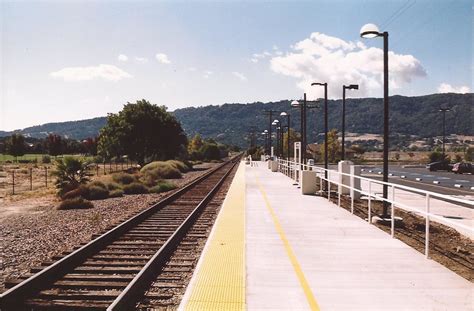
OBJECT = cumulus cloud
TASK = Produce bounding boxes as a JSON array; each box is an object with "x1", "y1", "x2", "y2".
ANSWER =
[
  {"x1": 188, "y1": 67, "x2": 197, "y2": 71},
  {"x1": 117, "y1": 54, "x2": 128, "y2": 62},
  {"x1": 50, "y1": 64, "x2": 132, "y2": 82},
  {"x1": 134, "y1": 57, "x2": 148, "y2": 64},
  {"x1": 232, "y1": 72, "x2": 247, "y2": 81},
  {"x1": 156, "y1": 53, "x2": 171, "y2": 64},
  {"x1": 270, "y1": 32, "x2": 427, "y2": 98},
  {"x1": 250, "y1": 51, "x2": 272, "y2": 63},
  {"x1": 437, "y1": 83, "x2": 470, "y2": 94}
]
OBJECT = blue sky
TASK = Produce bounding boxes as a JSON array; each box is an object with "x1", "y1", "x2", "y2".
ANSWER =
[{"x1": 1, "y1": 0, "x2": 472, "y2": 130}]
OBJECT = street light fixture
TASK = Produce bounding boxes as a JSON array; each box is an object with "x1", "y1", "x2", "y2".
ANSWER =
[
  {"x1": 360, "y1": 22, "x2": 389, "y2": 217},
  {"x1": 342, "y1": 84, "x2": 359, "y2": 160},
  {"x1": 439, "y1": 106, "x2": 451, "y2": 159},
  {"x1": 280, "y1": 112, "x2": 291, "y2": 160},
  {"x1": 311, "y1": 82, "x2": 328, "y2": 185}
]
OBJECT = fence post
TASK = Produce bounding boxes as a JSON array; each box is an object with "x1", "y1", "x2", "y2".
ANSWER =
[
  {"x1": 45, "y1": 166, "x2": 48, "y2": 188},
  {"x1": 327, "y1": 180, "x2": 331, "y2": 201},
  {"x1": 96, "y1": 164, "x2": 99, "y2": 176},
  {"x1": 12, "y1": 170, "x2": 15, "y2": 195},
  {"x1": 29, "y1": 167, "x2": 33, "y2": 191},
  {"x1": 391, "y1": 186, "x2": 395, "y2": 238},
  {"x1": 368, "y1": 181, "x2": 372, "y2": 223},
  {"x1": 425, "y1": 193, "x2": 430, "y2": 259}
]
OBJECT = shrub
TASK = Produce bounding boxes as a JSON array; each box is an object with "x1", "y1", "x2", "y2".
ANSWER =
[
  {"x1": 53, "y1": 157, "x2": 90, "y2": 196},
  {"x1": 166, "y1": 160, "x2": 190, "y2": 173},
  {"x1": 105, "y1": 181, "x2": 122, "y2": 191},
  {"x1": 42, "y1": 155, "x2": 51, "y2": 164},
  {"x1": 89, "y1": 180, "x2": 108, "y2": 189},
  {"x1": 62, "y1": 186, "x2": 88, "y2": 200},
  {"x1": 85, "y1": 185, "x2": 109, "y2": 200},
  {"x1": 140, "y1": 161, "x2": 182, "y2": 181},
  {"x1": 123, "y1": 182, "x2": 149, "y2": 194},
  {"x1": 112, "y1": 172, "x2": 136, "y2": 185},
  {"x1": 109, "y1": 189, "x2": 124, "y2": 198},
  {"x1": 57, "y1": 197, "x2": 94, "y2": 210},
  {"x1": 149, "y1": 181, "x2": 177, "y2": 193}
]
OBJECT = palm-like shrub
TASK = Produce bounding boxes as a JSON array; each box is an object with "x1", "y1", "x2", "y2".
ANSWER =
[{"x1": 53, "y1": 157, "x2": 90, "y2": 196}]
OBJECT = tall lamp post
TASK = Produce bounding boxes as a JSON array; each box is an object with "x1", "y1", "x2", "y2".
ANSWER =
[
  {"x1": 439, "y1": 106, "x2": 451, "y2": 159},
  {"x1": 291, "y1": 95, "x2": 307, "y2": 164},
  {"x1": 342, "y1": 84, "x2": 359, "y2": 160},
  {"x1": 280, "y1": 112, "x2": 291, "y2": 160},
  {"x1": 360, "y1": 23, "x2": 389, "y2": 217},
  {"x1": 272, "y1": 119, "x2": 280, "y2": 157},
  {"x1": 311, "y1": 82, "x2": 328, "y2": 184}
]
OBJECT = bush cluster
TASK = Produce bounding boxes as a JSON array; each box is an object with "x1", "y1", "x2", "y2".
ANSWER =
[{"x1": 57, "y1": 197, "x2": 94, "y2": 210}]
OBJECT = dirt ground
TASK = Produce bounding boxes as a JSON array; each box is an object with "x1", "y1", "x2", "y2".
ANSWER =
[
  {"x1": 0, "y1": 163, "x2": 217, "y2": 292},
  {"x1": 328, "y1": 191, "x2": 473, "y2": 282}
]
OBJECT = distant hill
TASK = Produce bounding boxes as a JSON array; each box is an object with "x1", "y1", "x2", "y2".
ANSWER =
[{"x1": 1, "y1": 93, "x2": 472, "y2": 146}]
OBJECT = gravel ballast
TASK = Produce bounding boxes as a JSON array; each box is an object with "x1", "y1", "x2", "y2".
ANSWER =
[{"x1": 0, "y1": 165, "x2": 216, "y2": 292}]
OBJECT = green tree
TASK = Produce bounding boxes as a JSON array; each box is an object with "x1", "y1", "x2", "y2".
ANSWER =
[
  {"x1": 98, "y1": 100, "x2": 187, "y2": 165},
  {"x1": 52, "y1": 157, "x2": 90, "y2": 196},
  {"x1": 45, "y1": 134, "x2": 63, "y2": 157},
  {"x1": 320, "y1": 129, "x2": 341, "y2": 163},
  {"x1": 188, "y1": 134, "x2": 204, "y2": 158},
  {"x1": 464, "y1": 147, "x2": 473, "y2": 162},
  {"x1": 5, "y1": 134, "x2": 26, "y2": 161},
  {"x1": 282, "y1": 128, "x2": 301, "y2": 158}
]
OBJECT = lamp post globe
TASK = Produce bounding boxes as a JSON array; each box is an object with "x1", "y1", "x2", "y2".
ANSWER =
[{"x1": 360, "y1": 23, "x2": 381, "y2": 38}]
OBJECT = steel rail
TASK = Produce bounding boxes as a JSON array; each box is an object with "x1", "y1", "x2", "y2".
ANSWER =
[
  {"x1": 0, "y1": 155, "x2": 241, "y2": 309},
  {"x1": 108, "y1": 157, "x2": 239, "y2": 310}
]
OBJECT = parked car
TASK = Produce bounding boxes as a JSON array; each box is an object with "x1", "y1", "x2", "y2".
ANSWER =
[
  {"x1": 426, "y1": 161, "x2": 452, "y2": 172},
  {"x1": 452, "y1": 162, "x2": 473, "y2": 174}
]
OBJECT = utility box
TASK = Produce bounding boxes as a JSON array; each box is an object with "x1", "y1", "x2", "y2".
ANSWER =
[
  {"x1": 271, "y1": 160, "x2": 279, "y2": 172},
  {"x1": 301, "y1": 171, "x2": 318, "y2": 195},
  {"x1": 338, "y1": 160, "x2": 353, "y2": 195},
  {"x1": 350, "y1": 165, "x2": 362, "y2": 200}
]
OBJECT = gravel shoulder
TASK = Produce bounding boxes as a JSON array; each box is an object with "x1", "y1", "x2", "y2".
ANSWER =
[{"x1": 0, "y1": 163, "x2": 217, "y2": 292}]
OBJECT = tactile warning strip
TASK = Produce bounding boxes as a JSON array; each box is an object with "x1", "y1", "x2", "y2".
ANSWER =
[{"x1": 183, "y1": 162, "x2": 246, "y2": 310}]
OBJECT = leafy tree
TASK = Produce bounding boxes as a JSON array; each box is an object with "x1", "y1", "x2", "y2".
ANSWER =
[
  {"x1": 464, "y1": 147, "x2": 473, "y2": 162},
  {"x1": 282, "y1": 128, "x2": 301, "y2": 158},
  {"x1": 320, "y1": 129, "x2": 341, "y2": 163},
  {"x1": 188, "y1": 134, "x2": 204, "y2": 158},
  {"x1": 5, "y1": 134, "x2": 26, "y2": 160},
  {"x1": 53, "y1": 157, "x2": 90, "y2": 196},
  {"x1": 201, "y1": 143, "x2": 221, "y2": 160},
  {"x1": 428, "y1": 151, "x2": 449, "y2": 163},
  {"x1": 98, "y1": 99, "x2": 187, "y2": 165},
  {"x1": 45, "y1": 134, "x2": 63, "y2": 157},
  {"x1": 83, "y1": 137, "x2": 98, "y2": 156}
]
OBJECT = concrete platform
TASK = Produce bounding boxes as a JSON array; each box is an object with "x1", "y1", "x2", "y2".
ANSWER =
[{"x1": 182, "y1": 161, "x2": 473, "y2": 310}]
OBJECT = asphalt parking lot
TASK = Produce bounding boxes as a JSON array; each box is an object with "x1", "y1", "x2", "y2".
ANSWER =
[{"x1": 360, "y1": 165, "x2": 474, "y2": 196}]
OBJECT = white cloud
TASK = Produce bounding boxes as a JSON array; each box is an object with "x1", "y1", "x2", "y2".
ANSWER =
[
  {"x1": 50, "y1": 64, "x2": 132, "y2": 82},
  {"x1": 117, "y1": 54, "x2": 128, "y2": 62},
  {"x1": 188, "y1": 67, "x2": 197, "y2": 71},
  {"x1": 134, "y1": 57, "x2": 148, "y2": 64},
  {"x1": 270, "y1": 32, "x2": 426, "y2": 98},
  {"x1": 437, "y1": 83, "x2": 470, "y2": 94},
  {"x1": 232, "y1": 72, "x2": 247, "y2": 81},
  {"x1": 203, "y1": 70, "x2": 213, "y2": 79},
  {"x1": 156, "y1": 53, "x2": 171, "y2": 64}
]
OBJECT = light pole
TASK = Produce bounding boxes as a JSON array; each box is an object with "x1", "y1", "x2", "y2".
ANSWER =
[
  {"x1": 280, "y1": 112, "x2": 291, "y2": 160},
  {"x1": 311, "y1": 82, "x2": 328, "y2": 185},
  {"x1": 272, "y1": 119, "x2": 280, "y2": 157},
  {"x1": 360, "y1": 23, "x2": 389, "y2": 217},
  {"x1": 342, "y1": 84, "x2": 359, "y2": 160},
  {"x1": 264, "y1": 110, "x2": 278, "y2": 156},
  {"x1": 439, "y1": 106, "x2": 451, "y2": 159}
]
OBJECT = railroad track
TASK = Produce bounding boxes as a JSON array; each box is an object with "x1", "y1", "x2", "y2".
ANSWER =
[{"x1": 0, "y1": 156, "x2": 241, "y2": 310}]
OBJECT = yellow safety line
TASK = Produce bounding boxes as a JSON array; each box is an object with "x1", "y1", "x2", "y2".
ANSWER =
[
  {"x1": 255, "y1": 174, "x2": 320, "y2": 311},
  {"x1": 184, "y1": 162, "x2": 246, "y2": 311}
]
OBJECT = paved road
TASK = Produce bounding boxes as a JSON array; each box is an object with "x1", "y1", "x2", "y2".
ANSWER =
[{"x1": 360, "y1": 165, "x2": 473, "y2": 195}]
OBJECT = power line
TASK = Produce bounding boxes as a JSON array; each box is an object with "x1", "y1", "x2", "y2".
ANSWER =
[{"x1": 380, "y1": 0, "x2": 414, "y2": 30}]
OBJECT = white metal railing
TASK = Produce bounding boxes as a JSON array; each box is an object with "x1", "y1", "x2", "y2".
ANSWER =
[{"x1": 275, "y1": 158, "x2": 474, "y2": 259}]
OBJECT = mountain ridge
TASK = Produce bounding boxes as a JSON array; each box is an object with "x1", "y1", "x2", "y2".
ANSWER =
[{"x1": 1, "y1": 93, "x2": 472, "y2": 147}]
